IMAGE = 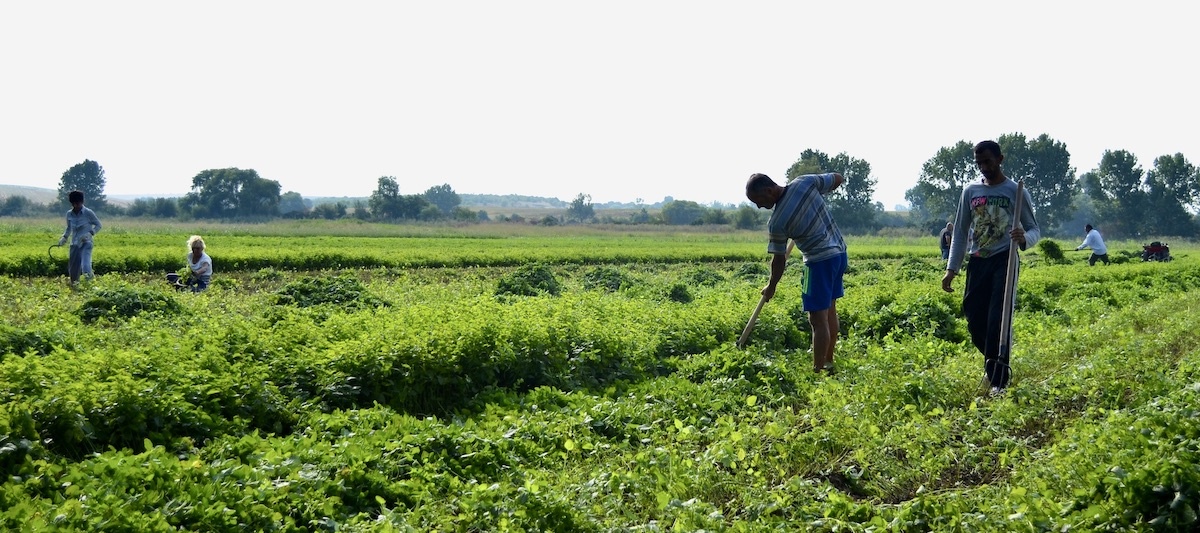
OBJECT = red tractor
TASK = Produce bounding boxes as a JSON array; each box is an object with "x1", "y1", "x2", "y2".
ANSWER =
[{"x1": 1141, "y1": 241, "x2": 1172, "y2": 262}]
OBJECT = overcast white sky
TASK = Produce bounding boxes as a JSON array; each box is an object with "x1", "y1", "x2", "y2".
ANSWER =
[{"x1": 1, "y1": 1, "x2": 1195, "y2": 208}]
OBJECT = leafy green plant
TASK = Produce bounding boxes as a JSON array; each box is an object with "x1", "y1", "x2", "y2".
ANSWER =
[
  {"x1": 1114, "y1": 250, "x2": 1139, "y2": 264},
  {"x1": 1037, "y1": 239, "x2": 1068, "y2": 264},
  {"x1": 76, "y1": 286, "x2": 181, "y2": 323},
  {"x1": 250, "y1": 266, "x2": 284, "y2": 282},
  {"x1": 582, "y1": 266, "x2": 631, "y2": 292},
  {"x1": 495, "y1": 264, "x2": 562, "y2": 297},
  {"x1": 667, "y1": 282, "x2": 693, "y2": 303},
  {"x1": 272, "y1": 275, "x2": 387, "y2": 308},
  {"x1": 735, "y1": 261, "x2": 768, "y2": 279},
  {"x1": 0, "y1": 325, "x2": 69, "y2": 358},
  {"x1": 843, "y1": 287, "x2": 963, "y2": 342},
  {"x1": 686, "y1": 266, "x2": 725, "y2": 287}
]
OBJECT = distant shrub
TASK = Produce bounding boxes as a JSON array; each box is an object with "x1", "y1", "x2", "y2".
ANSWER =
[
  {"x1": 496, "y1": 264, "x2": 562, "y2": 297},
  {"x1": 77, "y1": 287, "x2": 181, "y2": 324},
  {"x1": 667, "y1": 283, "x2": 693, "y2": 303},
  {"x1": 0, "y1": 325, "x2": 69, "y2": 357},
  {"x1": 244, "y1": 267, "x2": 285, "y2": 292},
  {"x1": 686, "y1": 266, "x2": 725, "y2": 287},
  {"x1": 855, "y1": 260, "x2": 885, "y2": 273},
  {"x1": 735, "y1": 262, "x2": 768, "y2": 280},
  {"x1": 273, "y1": 275, "x2": 387, "y2": 308},
  {"x1": 251, "y1": 267, "x2": 285, "y2": 283},
  {"x1": 582, "y1": 266, "x2": 631, "y2": 292}
]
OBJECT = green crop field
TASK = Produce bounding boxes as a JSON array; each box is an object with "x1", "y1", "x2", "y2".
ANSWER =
[{"x1": 2, "y1": 218, "x2": 1199, "y2": 531}]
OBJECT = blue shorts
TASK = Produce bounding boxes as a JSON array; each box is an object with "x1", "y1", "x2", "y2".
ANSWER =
[{"x1": 802, "y1": 252, "x2": 848, "y2": 312}]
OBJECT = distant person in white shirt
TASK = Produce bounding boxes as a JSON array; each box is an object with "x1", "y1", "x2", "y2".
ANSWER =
[
  {"x1": 59, "y1": 189, "x2": 102, "y2": 287},
  {"x1": 167, "y1": 235, "x2": 214, "y2": 291},
  {"x1": 185, "y1": 235, "x2": 213, "y2": 291},
  {"x1": 1074, "y1": 224, "x2": 1109, "y2": 266}
]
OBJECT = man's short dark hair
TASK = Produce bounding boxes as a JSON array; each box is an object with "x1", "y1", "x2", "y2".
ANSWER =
[
  {"x1": 68, "y1": 190, "x2": 84, "y2": 203},
  {"x1": 746, "y1": 173, "x2": 777, "y2": 196},
  {"x1": 1085, "y1": 224, "x2": 1094, "y2": 232},
  {"x1": 974, "y1": 140, "x2": 1002, "y2": 158}
]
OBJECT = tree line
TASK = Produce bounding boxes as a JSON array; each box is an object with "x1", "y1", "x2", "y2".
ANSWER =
[
  {"x1": 5, "y1": 137, "x2": 1198, "y2": 239},
  {"x1": 905, "y1": 133, "x2": 1200, "y2": 239}
]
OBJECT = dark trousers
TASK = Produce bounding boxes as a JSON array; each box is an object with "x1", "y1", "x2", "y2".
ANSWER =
[
  {"x1": 1089, "y1": 253, "x2": 1109, "y2": 266},
  {"x1": 963, "y1": 253, "x2": 1015, "y2": 388}
]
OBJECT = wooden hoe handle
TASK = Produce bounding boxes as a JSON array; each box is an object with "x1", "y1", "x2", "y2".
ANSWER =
[{"x1": 737, "y1": 240, "x2": 796, "y2": 348}]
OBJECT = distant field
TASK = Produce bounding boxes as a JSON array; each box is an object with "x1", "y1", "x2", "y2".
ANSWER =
[
  {"x1": 0, "y1": 184, "x2": 135, "y2": 207},
  {"x1": 0, "y1": 216, "x2": 1035, "y2": 278},
  {"x1": 2, "y1": 216, "x2": 1191, "y2": 277},
  {"x1": 475, "y1": 205, "x2": 655, "y2": 220},
  {"x1": 0, "y1": 184, "x2": 59, "y2": 204}
]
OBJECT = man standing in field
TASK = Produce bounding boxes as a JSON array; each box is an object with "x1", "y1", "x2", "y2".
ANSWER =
[
  {"x1": 1074, "y1": 224, "x2": 1109, "y2": 266},
  {"x1": 58, "y1": 190, "x2": 102, "y2": 287},
  {"x1": 746, "y1": 172, "x2": 847, "y2": 374},
  {"x1": 941, "y1": 140, "x2": 1040, "y2": 395},
  {"x1": 939, "y1": 222, "x2": 954, "y2": 260}
]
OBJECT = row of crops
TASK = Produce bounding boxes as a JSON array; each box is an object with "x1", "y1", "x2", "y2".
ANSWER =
[
  {"x1": 1, "y1": 227, "x2": 1199, "y2": 530},
  {"x1": 0, "y1": 218, "x2": 947, "y2": 277}
]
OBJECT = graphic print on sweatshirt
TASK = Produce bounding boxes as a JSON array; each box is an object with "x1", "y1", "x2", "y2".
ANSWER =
[{"x1": 970, "y1": 195, "x2": 1012, "y2": 257}]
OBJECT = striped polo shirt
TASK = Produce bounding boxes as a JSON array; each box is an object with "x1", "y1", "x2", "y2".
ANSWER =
[{"x1": 766, "y1": 173, "x2": 846, "y2": 264}]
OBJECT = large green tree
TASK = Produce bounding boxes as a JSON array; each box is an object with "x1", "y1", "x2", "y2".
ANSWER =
[
  {"x1": 279, "y1": 191, "x2": 310, "y2": 216},
  {"x1": 1087, "y1": 150, "x2": 1146, "y2": 238},
  {"x1": 179, "y1": 168, "x2": 281, "y2": 218},
  {"x1": 57, "y1": 159, "x2": 108, "y2": 210},
  {"x1": 423, "y1": 184, "x2": 461, "y2": 214},
  {"x1": 904, "y1": 141, "x2": 976, "y2": 233},
  {"x1": 0, "y1": 195, "x2": 35, "y2": 217},
  {"x1": 660, "y1": 200, "x2": 707, "y2": 225},
  {"x1": 368, "y1": 176, "x2": 402, "y2": 219},
  {"x1": 733, "y1": 205, "x2": 762, "y2": 230},
  {"x1": 905, "y1": 134, "x2": 1078, "y2": 234},
  {"x1": 1143, "y1": 174, "x2": 1197, "y2": 237},
  {"x1": 998, "y1": 133, "x2": 1076, "y2": 232},
  {"x1": 566, "y1": 193, "x2": 595, "y2": 222},
  {"x1": 785, "y1": 149, "x2": 881, "y2": 234},
  {"x1": 126, "y1": 197, "x2": 178, "y2": 218},
  {"x1": 369, "y1": 176, "x2": 431, "y2": 220},
  {"x1": 1147, "y1": 153, "x2": 1199, "y2": 210},
  {"x1": 1142, "y1": 153, "x2": 1199, "y2": 237}
]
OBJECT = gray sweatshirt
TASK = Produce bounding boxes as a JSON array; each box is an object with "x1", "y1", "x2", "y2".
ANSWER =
[{"x1": 946, "y1": 178, "x2": 1040, "y2": 270}]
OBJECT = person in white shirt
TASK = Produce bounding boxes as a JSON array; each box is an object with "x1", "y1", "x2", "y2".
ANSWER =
[
  {"x1": 1074, "y1": 224, "x2": 1109, "y2": 266},
  {"x1": 59, "y1": 190, "x2": 102, "y2": 286},
  {"x1": 185, "y1": 235, "x2": 213, "y2": 291}
]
